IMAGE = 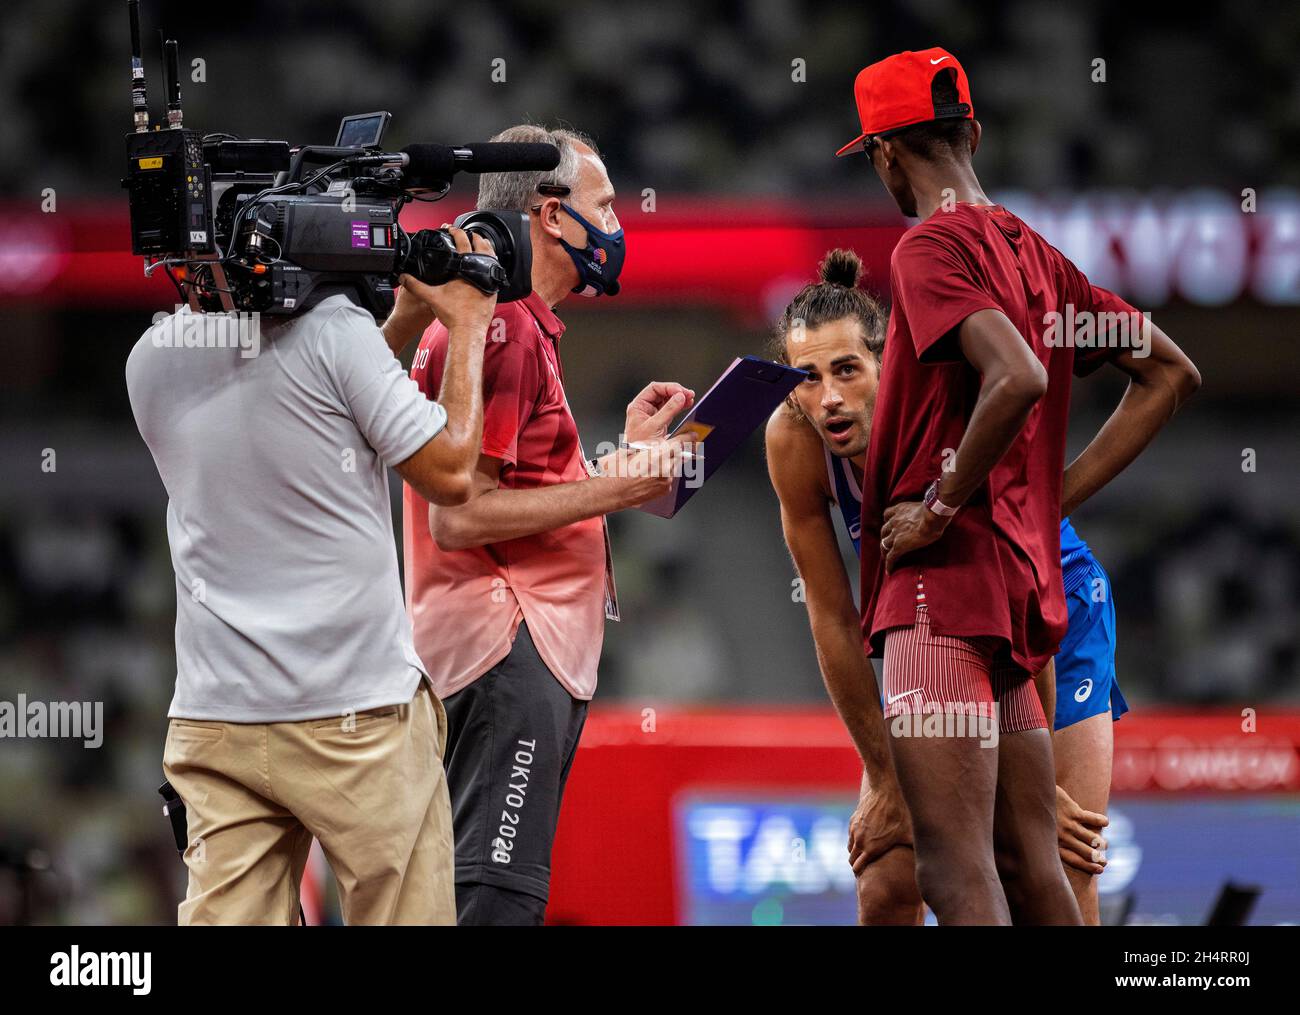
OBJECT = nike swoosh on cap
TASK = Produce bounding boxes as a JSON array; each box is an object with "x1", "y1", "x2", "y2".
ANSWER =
[{"x1": 930, "y1": 56, "x2": 949, "y2": 64}]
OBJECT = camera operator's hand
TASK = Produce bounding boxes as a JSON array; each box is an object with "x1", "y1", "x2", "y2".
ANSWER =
[
  {"x1": 394, "y1": 228, "x2": 499, "y2": 509},
  {"x1": 386, "y1": 272, "x2": 437, "y2": 339},
  {"x1": 399, "y1": 227, "x2": 499, "y2": 337}
]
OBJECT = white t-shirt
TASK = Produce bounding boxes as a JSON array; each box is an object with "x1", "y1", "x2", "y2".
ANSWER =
[{"x1": 126, "y1": 295, "x2": 446, "y2": 722}]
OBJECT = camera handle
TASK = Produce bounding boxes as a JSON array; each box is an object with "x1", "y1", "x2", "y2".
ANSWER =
[
  {"x1": 445, "y1": 251, "x2": 509, "y2": 295},
  {"x1": 287, "y1": 145, "x2": 369, "y2": 187}
]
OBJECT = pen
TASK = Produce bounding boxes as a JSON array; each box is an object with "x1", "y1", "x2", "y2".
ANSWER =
[{"x1": 622, "y1": 441, "x2": 700, "y2": 461}]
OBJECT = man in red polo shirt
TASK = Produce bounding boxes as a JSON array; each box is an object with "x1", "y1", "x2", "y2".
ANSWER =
[
  {"x1": 397, "y1": 125, "x2": 692, "y2": 925},
  {"x1": 835, "y1": 50, "x2": 1200, "y2": 924}
]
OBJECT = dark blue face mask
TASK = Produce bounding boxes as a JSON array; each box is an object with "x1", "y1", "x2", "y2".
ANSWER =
[{"x1": 558, "y1": 203, "x2": 625, "y2": 297}]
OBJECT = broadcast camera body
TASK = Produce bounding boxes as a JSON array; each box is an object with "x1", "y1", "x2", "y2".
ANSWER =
[{"x1": 121, "y1": 1, "x2": 559, "y2": 319}]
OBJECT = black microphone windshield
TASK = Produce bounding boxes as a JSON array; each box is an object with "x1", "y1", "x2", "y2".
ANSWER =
[
  {"x1": 455, "y1": 142, "x2": 561, "y2": 174},
  {"x1": 400, "y1": 144, "x2": 458, "y2": 188},
  {"x1": 400, "y1": 142, "x2": 562, "y2": 189}
]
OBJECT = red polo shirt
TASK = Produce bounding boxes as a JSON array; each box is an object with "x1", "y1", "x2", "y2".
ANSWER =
[
  {"x1": 404, "y1": 292, "x2": 606, "y2": 700},
  {"x1": 860, "y1": 203, "x2": 1138, "y2": 674}
]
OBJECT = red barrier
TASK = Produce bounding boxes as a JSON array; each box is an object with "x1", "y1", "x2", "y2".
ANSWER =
[
  {"x1": 546, "y1": 707, "x2": 1300, "y2": 925},
  {"x1": 0, "y1": 198, "x2": 906, "y2": 319},
  {"x1": 8, "y1": 190, "x2": 1299, "y2": 314}
]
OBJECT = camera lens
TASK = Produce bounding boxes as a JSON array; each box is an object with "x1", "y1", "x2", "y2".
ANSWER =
[
  {"x1": 398, "y1": 211, "x2": 533, "y2": 302},
  {"x1": 453, "y1": 210, "x2": 532, "y2": 303}
]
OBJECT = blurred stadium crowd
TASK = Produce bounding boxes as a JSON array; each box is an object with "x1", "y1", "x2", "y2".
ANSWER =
[
  {"x1": 2, "y1": 0, "x2": 1298, "y2": 197},
  {"x1": 0, "y1": 0, "x2": 1297, "y2": 922}
]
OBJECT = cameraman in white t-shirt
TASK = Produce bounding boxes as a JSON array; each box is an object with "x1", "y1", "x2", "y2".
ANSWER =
[{"x1": 126, "y1": 228, "x2": 495, "y2": 925}]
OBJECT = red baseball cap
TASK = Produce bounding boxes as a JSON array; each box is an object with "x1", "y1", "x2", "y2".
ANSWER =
[{"x1": 835, "y1": 47, "x2": 974, "y2": 157}]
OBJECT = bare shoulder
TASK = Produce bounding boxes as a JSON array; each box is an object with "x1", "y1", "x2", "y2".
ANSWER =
[
  {"x1": 765, "y1": 406, "x2": 821, "y2": 456},
  {"x1": 764, "y1": 408, "x2": 830, "y2": 503}
]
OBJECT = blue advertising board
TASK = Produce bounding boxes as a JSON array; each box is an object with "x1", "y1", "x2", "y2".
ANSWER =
[{"x1": 674, "y1": 793, "x2": 1300, "y2": 925}]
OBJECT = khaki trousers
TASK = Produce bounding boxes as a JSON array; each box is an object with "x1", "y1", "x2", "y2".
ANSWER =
[{"x1": 162, "y1": 680, "x2": 455, "y2": 925}]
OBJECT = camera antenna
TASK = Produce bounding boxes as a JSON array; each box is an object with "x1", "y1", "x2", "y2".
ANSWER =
[
  {"x1": 127, "y1": 0, "x2": 150, "y2": 132},
  {"x1": 163, "y1": 36, "x2": 183, "y2": 129}
]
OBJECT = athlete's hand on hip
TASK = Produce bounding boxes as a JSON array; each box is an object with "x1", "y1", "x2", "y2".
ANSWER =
[
  {"x1": 1056, "y1": 784, "x2": 1109, "y2": 875},
  {"x1": 848, "y1": 781, "x2": 913, "y2": 874},
  {"x1": 623, "y1": 381, "x2": 695, "y2": 445},
  {"x1": 398, "y1": 226, "x2": 498, "y2": 336},
  {"x1": 880, "y1": 500, "x2": 950, "y2": 572}
]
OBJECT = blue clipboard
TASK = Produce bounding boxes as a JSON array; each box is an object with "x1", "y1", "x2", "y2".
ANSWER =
[{"x1": 637, "y1": 355, "x2": 807, "y2": 518}]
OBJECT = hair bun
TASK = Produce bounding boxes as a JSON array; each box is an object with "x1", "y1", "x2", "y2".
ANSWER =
[{"x1": 818, "y1": 248, "x2": 863, "y2": 289}]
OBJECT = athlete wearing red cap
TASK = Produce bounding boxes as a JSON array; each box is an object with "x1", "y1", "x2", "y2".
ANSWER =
[{"x1": 837, "y1": 48, "x2": 1200, "y2": 925}]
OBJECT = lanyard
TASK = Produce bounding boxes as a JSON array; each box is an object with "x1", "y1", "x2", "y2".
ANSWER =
[{"x1": 531, "y1": 315, "x2": 620, "y2": 623}]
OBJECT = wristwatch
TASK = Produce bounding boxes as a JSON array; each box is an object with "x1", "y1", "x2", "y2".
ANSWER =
[
  {"x1": 585, "y1": 457, "x2": 605, "y2": 479},
  {"x1": 923, "y1": 480, "x2": 959, "y2": 518}
]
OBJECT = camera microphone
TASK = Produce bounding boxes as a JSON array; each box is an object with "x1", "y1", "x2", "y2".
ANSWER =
[
  {"x1": 399, "y1": 142, "x2": 560, "y2": 189},
  {"x1": 449, "y1": 142, "x2": 562, "y2": 174}
]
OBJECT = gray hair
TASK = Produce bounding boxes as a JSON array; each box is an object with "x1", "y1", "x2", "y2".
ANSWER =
[{"x1": 476, "y1": 124, "x2": 601, "y2": 211}]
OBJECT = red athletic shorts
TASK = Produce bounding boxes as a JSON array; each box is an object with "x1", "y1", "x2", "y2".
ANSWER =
[{"x1": 881, "y1": 583, "x2": 1047, "y2": 735}]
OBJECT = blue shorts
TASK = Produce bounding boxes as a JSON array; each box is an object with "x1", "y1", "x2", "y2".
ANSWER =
[{"x1": 1053, "y1": 561, "x2": 1128, "y2": 731}]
